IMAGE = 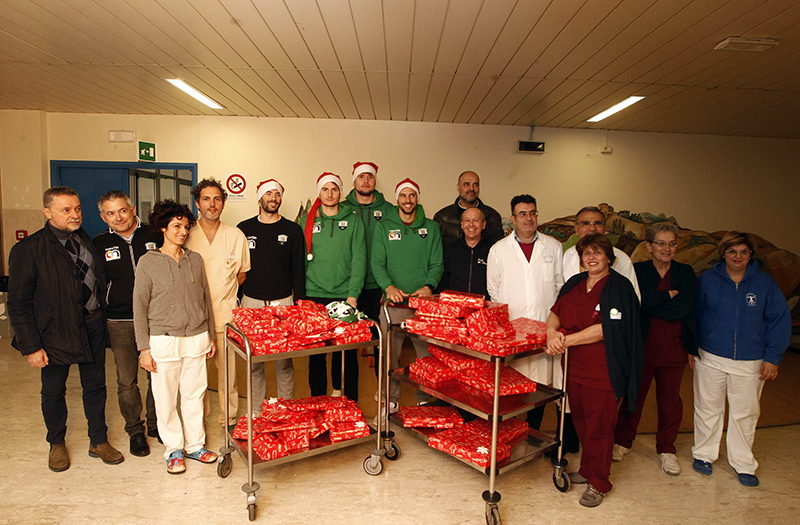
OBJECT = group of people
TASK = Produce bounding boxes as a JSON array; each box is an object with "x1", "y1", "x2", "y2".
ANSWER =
[{"x1": 7, "y1": 168, "x2": 791, "y2": 504}]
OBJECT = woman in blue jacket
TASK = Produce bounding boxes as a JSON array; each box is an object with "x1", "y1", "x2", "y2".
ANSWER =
[{"x1": 691, "y1": 232, "x2": 790, "y2": 487}]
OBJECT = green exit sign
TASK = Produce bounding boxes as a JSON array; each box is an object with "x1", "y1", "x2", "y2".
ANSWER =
[{"x1": 138, "y1": 141, "x2": 156, "y2": 162}]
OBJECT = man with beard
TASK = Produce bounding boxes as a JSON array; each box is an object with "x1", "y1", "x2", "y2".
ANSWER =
[
  {"x1": 237, "y1": 179, "x2": 306, "y2": 413},
  {"x1": 185, "y1": 178, "x2": 250, "y2": 426},
  {"x1": 433, "y1": 171, "x2": 504, "y2": 248},
  {"x1": 93, "y1": 190, "x2": 160, "y2": 456}
]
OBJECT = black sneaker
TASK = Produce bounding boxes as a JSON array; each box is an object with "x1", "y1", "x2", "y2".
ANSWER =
[{"x1": 130, "y1": 433, "x2": 150, "y2": 457}]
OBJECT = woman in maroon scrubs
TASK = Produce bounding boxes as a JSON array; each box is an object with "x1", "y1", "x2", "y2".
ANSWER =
[{"x1": 546, "y1": 233, "x2": 643, "y2": 508}]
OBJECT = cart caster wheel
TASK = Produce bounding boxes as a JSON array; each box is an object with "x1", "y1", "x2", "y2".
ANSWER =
[
  {"x1": 247, "y1": 503, "x2": 256, "y2": 521},
  {"x1": 384, "y1": 442, "x2": 400, "y2": 461},
  {"x1": 217, "y1": 454, "x2": 232, "y2": 478},
  {"x1": 485, "y1": 505, "x2": 501, "y2": 525},
  {"x1": 553, "y1": 469, "x2": 571, "y2": 492},
  {"x1": 363, "y1": 455, "x2": 383, "y2": 476}
]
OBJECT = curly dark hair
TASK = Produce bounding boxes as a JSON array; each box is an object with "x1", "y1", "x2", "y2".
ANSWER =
[
  {"x1": 148, "y1": 199, "x2": 196, "y2": 240},
  {"x1": 191, "y1": 178, "x2": 227, "y2": 203}
]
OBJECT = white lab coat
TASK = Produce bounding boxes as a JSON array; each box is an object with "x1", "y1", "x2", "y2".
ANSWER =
[{"x1": 486, "y1": 232, "x2": 564, "y2": 384}]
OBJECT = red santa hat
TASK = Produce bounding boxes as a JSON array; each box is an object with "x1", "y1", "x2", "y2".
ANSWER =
[
  {"x1": 395, "y1": 178, "x2": 420, "y2": 201},
  {"x1": 304, "y1": 172, "x2": 344, "y2": 260},
  {"x1": 352, "y1": 161, "x2": 378, "y2": 182},
  {"x1": 256, "y1": 179, "x2": 284, "y2": 201}
]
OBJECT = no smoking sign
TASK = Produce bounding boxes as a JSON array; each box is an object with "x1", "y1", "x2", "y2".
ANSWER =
[{"x1": 226, "y1": 174, "x2": 247, "y2": 201}]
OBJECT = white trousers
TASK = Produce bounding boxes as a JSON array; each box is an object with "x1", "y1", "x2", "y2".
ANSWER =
[
  {"x1": 241, "y1": 294, "x2": 295, "y2": 414},
  {"x1": 151, "y1": 348, "x2": 209, "y2": 460},
  {"x1": 692, "y1": 349, "x2": 764, "y2": 475}
]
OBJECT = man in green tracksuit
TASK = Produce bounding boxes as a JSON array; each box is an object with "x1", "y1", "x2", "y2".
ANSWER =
[
  {"x1": 303, "y1": 172, "x2": 367, "y2": 401},
  {"x1": 372, "y1": 178, "x2": 443, "y2": 408},
  {"x1": 344, "y1": 161, "x2": 396, "y2": 380}
]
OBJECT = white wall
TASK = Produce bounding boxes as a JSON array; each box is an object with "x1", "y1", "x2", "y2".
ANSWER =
[{"x1": 3, "y1": 110, "x2": 799, "y2": 262}]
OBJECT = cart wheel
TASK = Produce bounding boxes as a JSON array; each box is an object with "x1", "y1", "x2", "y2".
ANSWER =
[
  {"x1": 247, "y1": 502, "x2": 256, "y2": 521},
  {"x1": 553, "y1": 470, "x2": 571, "y2": 493},
  {"x1": 384, "y1": 442, "x2": 401, "y2": 461},
  {"x1": 485, "y1": 505, "x2": 502, "y2": 525},
  {"x1": 363, "y1": 455, "x2": 383, "y2": 476},
  {"x1": 217, "y1": 454, "x2": 232, "y2": 478}
]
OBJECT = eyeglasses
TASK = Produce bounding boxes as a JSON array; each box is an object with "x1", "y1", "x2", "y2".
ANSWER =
[
  {"x1": 514, "y1": 210, "x2": 538, "y2": 218},
  {"x1": 577, "y1": 220, "x2": 604, "y2": 227},
  {"x1": 725, "y1": 249, "x2": 751, "y2": 257},
  {"x1": 651, "y1": 241, "x2": 678, "y2": 248}
]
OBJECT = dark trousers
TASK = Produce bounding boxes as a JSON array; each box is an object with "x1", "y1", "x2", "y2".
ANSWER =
[
  {"x1": 107, "y1": 320, "x2": 157, "y2": 436},
  {"x1": 570, "y1": 380, "x2": 618, "y2": 494},
  {"x1": 41, "y1": 314, "x2": 109, "y2": 446},
  {"x1": 615, "y1": 363, "x2": 685, "y2": 454},
  {"x1": 306, "y1": 297, "x2": 359, "y2": 402},
  {"x1": 356, "y1": 287, "x2": 383, "y2": 379}
]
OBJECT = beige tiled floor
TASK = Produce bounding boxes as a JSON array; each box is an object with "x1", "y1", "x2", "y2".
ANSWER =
[{"x1": 2, "y1": 336, "x2": 799, "y2": 524}]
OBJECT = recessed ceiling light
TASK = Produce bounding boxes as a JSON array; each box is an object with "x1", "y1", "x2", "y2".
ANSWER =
[
  {"x1": 587, "y1": 96, "x2": 645, "y2": 123},
  {"x1": 714, "y1": 37, "x2": 778, "y2": 52},
  {"x1": 166, "y1": 78, "x2": 224, "y2": 109}
]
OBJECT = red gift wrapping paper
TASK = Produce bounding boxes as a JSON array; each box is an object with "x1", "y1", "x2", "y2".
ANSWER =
[
  {"x1": 407, "y1": 295, "x2": 436, "y2": 310},
  {"x1": 427, "y1": 344, "x2": 493, "y2": 372},
  {"x1": 415, "y1": 314, "x2": 467, "y2": 328},
  {"x1": 280, "y1": 395, "x2": 347, "y2": 412},
  {"x1": 408, "y1": 356, "x2": 458, "y2": 383},
  {"x1": 509, "y1": 317, "x2": 548, "y2": 344},
  {"x1": 462, "y1": 418, "x2": 529, "y2": 444},
  {"x1": 329, "y1": 421, "x2": 371, "y2": 442},
  {"x1": 295, "y1": 299, "x2": 329, "y2": 315},
  {"x1": 259, "y1": 401, "x2": 315, "y2": 422},
  {"x1": 457, "y1": 366, "x2": 537, "y2": 396},
  {"x1": 439, "y1": 290, "x2": 485, "y2": 309},
  {"x1": 253, "y1": 433, "x2": 287, "y2": 461},
  {"x1": 277, "y1": 429, "x2": 311, "y2": 450},
  {"x1": 405, "y1": 318, "x2": 469, "y2": 340},
  {"x1": 253, "y1": 414, "x2": 317, "y2": 433},
  {"x1": 267, "y1": 304, "x2": 299, "y2": 318},
  {"x1": 251, "y1": 338, "x2": 290, "y2": 355},
  {"x1": 428, "y1": 427, "x2": 510, "y2": 468},
  {"x1": 414, "y1": 298, "x2": 473, "y2": 319},
  {"x1": 324, "y1": 399, "x2": 364, "y2": 422},
  {"x1": 399, "y1": 405, "x2": 464, "y2": 429},
  {"x1": 280, "y1": 315, "x2": 336, "y2": 336},
  {"x1": 232, "y1": 416, "x2": 250, "y2": 440},
  {"x1": 330, "y1": 331, "x2": 373, "y2": 346},
  {"x1": 309, "y1": 414, "x2": 335, "y2": 439},
  {"x1": 483, "y1": 302, "x2": 510, "y2": 323}
]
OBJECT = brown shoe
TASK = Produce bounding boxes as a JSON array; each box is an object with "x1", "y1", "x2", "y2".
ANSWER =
[
  {"x1": 579, "y1": 484, "x2": 604, "y2": 508},
  {"x1": 89, "y1": 442, "x2": 124, "y2": 465},
  {"x1": 49, "y1": 443, "x2": 70, "y2": 472}
]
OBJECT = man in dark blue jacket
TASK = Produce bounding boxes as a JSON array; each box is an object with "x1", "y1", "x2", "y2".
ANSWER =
[
  {"x1": 438, "y1": 207, "x2": 494, "y2": 297},
  {"x1": 9, "y1": 186, "x2": 124, "y2": 472},
  {"x1": 93, "y1": 190, "x2": 160, "y2": 456}
]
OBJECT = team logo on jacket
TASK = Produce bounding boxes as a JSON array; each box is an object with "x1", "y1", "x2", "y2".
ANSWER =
[
  {"x1": 277, "y1": 234, "x2": 288, "y2": 245},
  {"x1": 313, "y1": 223, "x2": 322, "y2": 234},
  {"x1": 418, "y1": 228, "x2": 428, "y2": 238},
  {"x1": 338, "y1": 220, "x2": 349, "y2": 230},
  {"x1": 389, "y1": 230, "x2": 401, "y2": 241},
  {"x1": 373, "y1": 210, "x2": 383, "y2": 220},
  {"x1": 746, "y1": 293, "x2": 757, "y2": 306},
  {"x1": 145, "y1": 242, "x2": 157, "y2": 251},
  {"x1": 247, "y1": 236, "x2": 257, "y2": 249},
  {"x1": 104, "y1": 247, "x2": 121, "y2": 261}
]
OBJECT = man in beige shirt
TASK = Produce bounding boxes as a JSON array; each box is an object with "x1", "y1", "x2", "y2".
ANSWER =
[{"x1": 185, "y1": 178, "x2": 251, "y2": 427}]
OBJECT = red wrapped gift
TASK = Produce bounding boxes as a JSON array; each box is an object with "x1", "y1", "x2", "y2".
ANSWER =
[
  {"x1": 253, "y1": 413, "x2": 317, "y2": 433},
  {"x1": 266, "y1": 304, "x2": 299, "y2": 318},
  {"x1": 232, "y1": 416, "x2": 251, "y2": 440},
  {"x1": 253, "y1": 433, "x2": 287, "y2": 461},
  {"x1": 331, "y1": 331, "x2": 373, "y2": 345},
  {"x1": 405, "y1": 318, "x2": 470, "y2": 339},
  {"x1": 251, "y1": 338, "x2": 290, "y2": 355},
  {"x1": 280, "y1": 395, "x2": 347, "y2": 412},
  {"x1": 408, "y1": 356, "x2": 458, "y2": 383},
  {"x1": 509, "y1": 317, "x2": 547, "y2": 346},
  {"x1": 439, "y1": 290, "x2": 485, "y2": 309},
  {"x1": 465, "y1": 335, "x2": 535, "y2": 357},
  {"x1": 277, "y1": 429, "x2": 310, "y2": 451},
  {"x1": 260, "y1": 400, "x2": 315, "y2": 422},
  {"x1": 428, "y1": 427, "x2": 510, "y2": 468},
  {"x1": 427, "y1": 344, "x2": 493, "y2": 372},
  {"x1": 412, "y1": 296, "x2": 473, "y2": 319},
  {"x1": 462, "y1": 418, "x2": 529, "y2": 444},
  {"x1": 295, "y1": 299, "x2": 330, "y2": 315},
  {"x1": 329, "y1": 421, "x2": 371, "y2": 442},
  {"x1": 484, "y1": 302, "x2": 510, "y2": 323},
  {"x1": 399, "y1": 405, "x2": 464, "y2": 429},
  {"x1": 457, "y1": 366, "x2": 537, "y2": 396},
  {"x1": 280, "y1": 315, "x2": 336, "y2": 336},
  {"x1": 324, "y1": 399, "x2": 364, "y2": 422},
  {"x1": 309, "y1": 412, "x2": 335, "y2": 439},
  {"x1": 415, "y1": 314, "x2": 467, "y2": 329},
  {"x1": 407, "y1": 295, "x2": 435, "y2": 310}
]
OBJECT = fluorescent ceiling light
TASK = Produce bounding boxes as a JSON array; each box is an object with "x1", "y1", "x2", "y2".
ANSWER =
[
  {"x1": 166, "y1": 78, "x2": 224, "y2": 109},
  {"x1": 714, "y1": 37, "x2": 778, "y2": 52},
  {"x1": 587, "y1": 96, "x2": 645, "y2": 123}
]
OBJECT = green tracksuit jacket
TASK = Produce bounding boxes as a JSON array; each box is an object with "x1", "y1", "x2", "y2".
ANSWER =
[{"x1": 345, "y1": 189, "x2": 396, "y2": 291}]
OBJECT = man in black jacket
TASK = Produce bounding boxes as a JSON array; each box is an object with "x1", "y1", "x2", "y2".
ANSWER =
[
  {"x1": 438, "y1": 207, "x2": 494, "y2": 297},
  {"x1": 93, "y1": 190, "x2": 159, "y2": 456},
  {"x1": 432, "y1": 171, "x2": 504, "y2": 249},
  {"x1": 8, "y1": 186, "x2": 124, "y2": 472}
]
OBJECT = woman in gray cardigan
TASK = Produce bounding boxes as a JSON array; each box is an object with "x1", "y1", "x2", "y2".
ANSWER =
[{"x1": 133, "y1": 200, "x2": 217, "y2": 474}]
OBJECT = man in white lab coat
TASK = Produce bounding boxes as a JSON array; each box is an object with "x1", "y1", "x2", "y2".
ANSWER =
[{"x1": 486, "y1": 194, "x2": 564, "y2": 430}]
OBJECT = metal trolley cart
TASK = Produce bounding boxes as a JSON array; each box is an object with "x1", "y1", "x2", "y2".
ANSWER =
[
  {"x1": 377, "y1": 304, "x2": 572, "y2": 525},
  {"x1": 220, "y1": 323, "x2": 386, "y2": 521}
]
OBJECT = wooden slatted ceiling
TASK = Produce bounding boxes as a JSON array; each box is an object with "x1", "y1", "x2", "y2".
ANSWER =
[{"x1": 0, "y1": 0, "x2": 799, "y2": 138}]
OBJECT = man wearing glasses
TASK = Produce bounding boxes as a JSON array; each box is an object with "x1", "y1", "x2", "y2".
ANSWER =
[{"x1": 486, "y1": 194, "x2": 564, "y2": 430}]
